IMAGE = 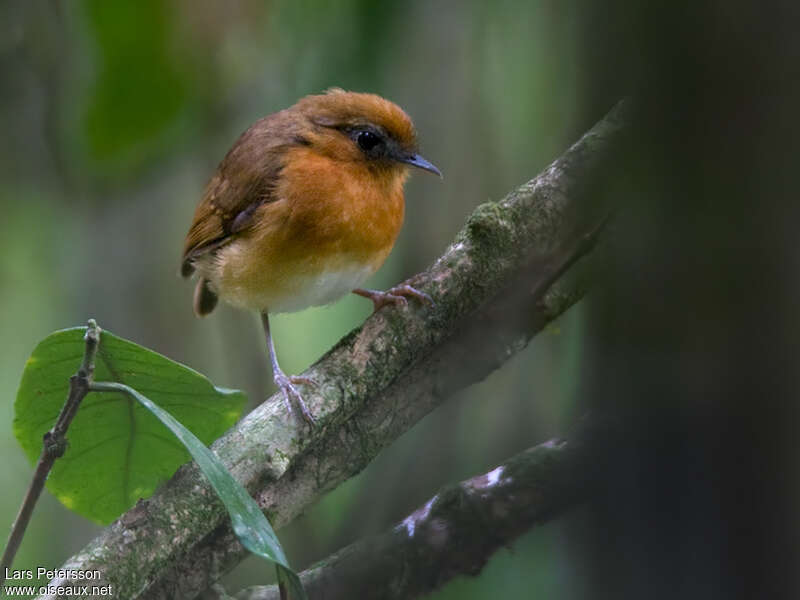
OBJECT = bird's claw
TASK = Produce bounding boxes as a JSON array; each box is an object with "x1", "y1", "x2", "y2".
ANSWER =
[
  {"x1": 289, "y1": 374, "x2": 317, "y2": 387},
  {"x1": 355, "y1": 284, "x2": 434, "y2": 313},
  {"x1": 273, "y1": 372, "x2": 315, "y2": 425}
]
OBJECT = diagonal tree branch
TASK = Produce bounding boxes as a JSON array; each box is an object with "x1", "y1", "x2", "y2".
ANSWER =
[
  {"x1": 224, "y1": 425, "x2": 595, "y2": 600},
  {"x1": 40, "y1": 100, "x2": 628, "y2": 600}
]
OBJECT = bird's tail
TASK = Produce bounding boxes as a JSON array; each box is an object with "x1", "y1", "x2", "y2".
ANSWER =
[{"x1": 193, "y1": 278, "x2": 218, "y2": 317}]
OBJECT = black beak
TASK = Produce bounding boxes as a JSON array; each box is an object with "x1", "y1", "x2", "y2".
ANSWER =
[{"x1": 398, "y1": 153, "x2": 442, "y2": 178}]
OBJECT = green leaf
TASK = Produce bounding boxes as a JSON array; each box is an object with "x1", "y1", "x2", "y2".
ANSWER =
[
  {"x1": 13, "y1": 327, "x2": 246, "y2": 524},
  {"x1": 89, "y1": 381, "x2": 306, "y2": 600}
]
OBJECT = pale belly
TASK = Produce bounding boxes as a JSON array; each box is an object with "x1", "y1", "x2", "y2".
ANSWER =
[
  {"x1": 255, "y1": 262, "x2": 376, "y2": 313},
  {"x1": 203, "y1": 242, "x2": 381, "y2": 314}
]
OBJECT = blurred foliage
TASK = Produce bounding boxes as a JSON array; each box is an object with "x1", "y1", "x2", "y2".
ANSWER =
[
  {"x1": 0, "y1": 1, "x2": 586, "y2": 597},
  {"x1": 81, "y1": 0, "x2": 190, "y2": 169}
]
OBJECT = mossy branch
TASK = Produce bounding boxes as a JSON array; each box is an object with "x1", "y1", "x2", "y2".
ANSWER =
[{"x1": 38, "y1": 101, "x2": 628, "y2": 600}]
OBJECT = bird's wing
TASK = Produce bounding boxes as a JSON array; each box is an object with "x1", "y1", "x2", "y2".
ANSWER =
[{"x1": 181, "y1": 112, "x2": 297, "y2": 277}]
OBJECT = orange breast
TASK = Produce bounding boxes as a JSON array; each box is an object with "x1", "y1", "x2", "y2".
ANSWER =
[{"x1": 211, "y1": 146, "x2": 407, "y2": 313}]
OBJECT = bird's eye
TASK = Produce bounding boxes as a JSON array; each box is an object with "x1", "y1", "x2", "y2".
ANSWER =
[{"x1": 356, "y1": 130, "x2": 382, "y2": 153}]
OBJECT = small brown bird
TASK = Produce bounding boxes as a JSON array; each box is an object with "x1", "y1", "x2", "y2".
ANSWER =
[{"x1": 181, "y1": 89, "x2": 440, "y2": 423}]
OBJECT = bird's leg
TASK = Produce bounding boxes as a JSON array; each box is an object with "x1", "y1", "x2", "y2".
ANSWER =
[
  {"x1": 261, "y1": 312, "x2": 315, "y2": 425},
  {"x1": 353, "y1": 284, "x2": 434, "y2": 313}
]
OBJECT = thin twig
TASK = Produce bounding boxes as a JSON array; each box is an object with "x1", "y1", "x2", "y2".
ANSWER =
[{"x1": 0, "y1": 319, "x2": 102, "y2": 583}]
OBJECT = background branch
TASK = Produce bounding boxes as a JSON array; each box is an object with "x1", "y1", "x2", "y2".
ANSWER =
[
  {"x1": 227, "y1": 425, "x2": 593, "y2": 600},
  {"x1": 38, "y1": 101, "x2": 627, "y2": 600}
]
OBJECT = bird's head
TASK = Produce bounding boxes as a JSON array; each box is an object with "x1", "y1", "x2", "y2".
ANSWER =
[{"x1": 292, "y1": 89, "x2": 441, "y2": 178}]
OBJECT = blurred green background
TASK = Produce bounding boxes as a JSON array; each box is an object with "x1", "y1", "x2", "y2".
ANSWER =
[{"x1": 0, "y1": 1, "x2": 589, "y2": 597}]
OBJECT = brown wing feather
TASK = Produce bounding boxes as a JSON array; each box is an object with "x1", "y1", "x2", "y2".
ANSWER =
[{"x1": 181, "y1": 109, "x2": 304, "y2": 276}]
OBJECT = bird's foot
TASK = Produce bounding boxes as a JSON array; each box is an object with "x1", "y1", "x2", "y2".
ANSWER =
[
  {"x1": 353, "y1": 284, "x2": 434, "y2": 313},
  {"x1": 273, "y1": 370, "x2": 316, "y2": 425}
]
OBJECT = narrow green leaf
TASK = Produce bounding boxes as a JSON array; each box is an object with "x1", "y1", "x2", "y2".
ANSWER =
[
  {"x1": 90, "y1": 381, "x2": 306, "y2": 599},
  {"x1": 277, "y1": 565, "x2": 307, "y2": 600},
  {"x1": 13, "y1": 327, "x2": 246, "y2": 524}
]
